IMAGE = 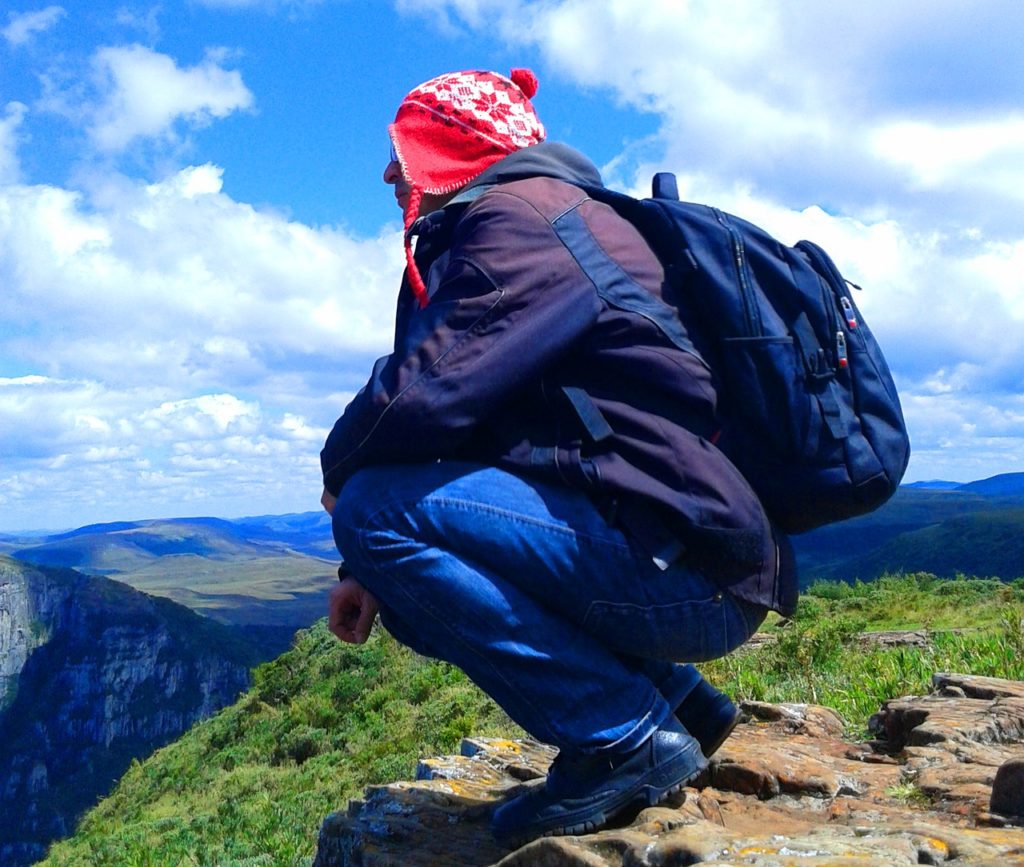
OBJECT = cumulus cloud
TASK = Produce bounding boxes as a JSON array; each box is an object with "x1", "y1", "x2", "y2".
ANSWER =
[
  {"x1": 0, "y1": 159, "x2": 403, "y2": 527},
  {"x1": 83, "y1": 44, "x2": 254, "y2": 153},
  {"x1": 2, "y1": 5, "x2": 65, "y2": 47},
  {"x1": 394, "y1": 0, "x2": 1024, "y2": 482},
  {"x1": 0, "y1": 164, "x2": 401, "y2": 375},
  {"x1": 871, "y1": 116, "x2": 1024, "y2": 196},
  {"x1": 0, "y1": 376, "x2": 332, "y2": 530}
]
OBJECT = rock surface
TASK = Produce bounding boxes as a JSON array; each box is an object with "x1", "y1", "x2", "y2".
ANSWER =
[{"x1": 315, "y1": 673, "x2": 1024, "y2": 866}]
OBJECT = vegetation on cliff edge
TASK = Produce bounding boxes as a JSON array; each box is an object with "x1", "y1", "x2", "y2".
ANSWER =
[{"x1": 41, "y1": 572, "x2": 1024, "y2": 866}]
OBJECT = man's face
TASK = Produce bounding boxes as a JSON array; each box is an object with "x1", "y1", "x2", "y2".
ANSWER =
[
  {"x1": 383, "y1": 157, "x2": 412, "y2": 211},
  {"x1": 383, "y1": 157, "x2": 454, "y2": 215}
]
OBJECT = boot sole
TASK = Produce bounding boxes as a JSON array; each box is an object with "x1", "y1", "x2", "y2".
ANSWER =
[{"x1": 539, "y1": 778, "x2": 688, "y2": 840}]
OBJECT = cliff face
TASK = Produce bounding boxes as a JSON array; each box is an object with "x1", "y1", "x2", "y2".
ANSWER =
[
  {"x1": 0, "y1": 555, "x2": 257, "y2": 866},
  {"x1": 0, "y1": 559, "x2": 38, "y2": 706}
]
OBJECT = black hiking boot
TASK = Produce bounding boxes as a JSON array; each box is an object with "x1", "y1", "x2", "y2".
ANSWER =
[{"x1": 490, "y1": 716, "x2": 707, "y2": 849}]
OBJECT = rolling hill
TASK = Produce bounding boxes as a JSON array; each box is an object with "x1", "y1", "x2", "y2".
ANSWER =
[
  {"x1": 7, "y1": 470, "x2": 1024, "y2": 614},
  {"x1": 4, "y1": 514, "x2": 338, "y2": 629}
]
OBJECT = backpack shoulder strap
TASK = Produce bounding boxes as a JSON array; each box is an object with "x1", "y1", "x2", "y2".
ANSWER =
[{"x1": 550, "y1": 186, "x2": 705, "y2": 365}]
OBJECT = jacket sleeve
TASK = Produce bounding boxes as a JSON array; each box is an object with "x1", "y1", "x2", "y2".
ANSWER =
[{"x1": 320, "y1": 188, "x2": 603, "y2": 496}]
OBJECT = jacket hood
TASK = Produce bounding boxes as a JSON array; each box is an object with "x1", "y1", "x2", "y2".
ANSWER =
[{"x1": 464, "y1": 141, "x2": 603, "y2": 191}]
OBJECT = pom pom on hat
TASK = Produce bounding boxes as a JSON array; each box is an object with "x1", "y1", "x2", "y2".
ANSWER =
[
  {"x1": 389, "y1": 68, "x2": 546, "y2": 307},
  {"x1": 510, "y1": 68, "x2": 539, "y2": 99}
]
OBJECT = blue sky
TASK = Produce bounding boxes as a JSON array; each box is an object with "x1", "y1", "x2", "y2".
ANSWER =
[{"x1": 1, "y1": 0, "x2": 1023, "y2": 532}]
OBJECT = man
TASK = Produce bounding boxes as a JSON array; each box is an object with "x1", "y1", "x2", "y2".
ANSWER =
[{"x1": 320, "y1": 68, "x2": 797, "y2": 847}]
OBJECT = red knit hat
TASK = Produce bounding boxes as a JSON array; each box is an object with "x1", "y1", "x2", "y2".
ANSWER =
[{"x1": 389, "y1": 68, "x2": 546, "y2": 307}]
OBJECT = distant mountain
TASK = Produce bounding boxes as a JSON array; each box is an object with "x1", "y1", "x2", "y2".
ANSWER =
[
  {"x1": 7, "y1": 475, "x2": 1024, "y2": 615},
  {"x1": 793, "y1": 486, "x2": 1024, "y2": 584},
  {"x1": 8, "y1": 516, "x2": 338, "y2": 629},
  {"x1": 956, "y1": 472, "x2": 1024, "y2": 496},
  {"x1": 219, "y1": 511, "x2": 335, "y2": 558},
  {"x1": 0, "y1": 555, "x2": 267, "y2": 866},
  {"x1": 13, "y1": 519, "x2": 274, "y2": 572},
  {"x1": 899, "y1": 473, "x2": 1024, "y2": 496}
]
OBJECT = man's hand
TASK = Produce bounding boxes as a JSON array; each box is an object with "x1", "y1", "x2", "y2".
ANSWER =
[
  {"x1": 328, "y1": 576, "x2": 379, "y2": 644},
  {"x1": 321, "y1": 487, "x2": 337, "y2": 515}
]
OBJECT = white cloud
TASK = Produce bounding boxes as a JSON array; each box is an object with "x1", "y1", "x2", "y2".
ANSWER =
[
  {"x1": 140, "y1": 394, "x2": 260, "y2": 439},
  {"x1": 0, "y1": 164, "x2": 402, "y2": 378},
  {"x1": 0, "y1": 375, "x2": 331, "y2": 529},
  {"x1": 0, "y1": 4, "x2": 439, "y2": 531},
  {"x1": 0, "y1": 376, "x2": 152, "y2": 460},
  {"x1": 2, "y1": 5, "x2": 64, "y2": 47},
  {"x1": 0, "y1": 102, "x2": 27, "y2": 183},
  {"x1": 85, "y1": 44, "x2": 255, "y2": 153},
  {"x1": 0, "y1": 159, "x2": 405, "y2": 528},
  {"x1": 901, "y1": 390, "x2": 1024, "y2": 481},
  {"x1": 871, "y1": 117, "x2": 1024, "y2": 195}
]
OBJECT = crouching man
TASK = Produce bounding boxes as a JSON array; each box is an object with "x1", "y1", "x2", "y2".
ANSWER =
[{"x1": 319, "y1": 68, "x2": 796, "y2": 848}]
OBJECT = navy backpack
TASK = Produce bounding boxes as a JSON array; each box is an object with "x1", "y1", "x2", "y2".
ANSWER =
[{"x1": 563, "y1": 173, "x2": 911, "y2": 534}]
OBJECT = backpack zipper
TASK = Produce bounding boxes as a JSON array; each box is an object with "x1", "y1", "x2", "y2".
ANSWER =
[
  {"x1": 712, "y1": 207, "x2": 760, "y2": 336},
  {"x1": 797, "y1": 240, "x2": 853, "y2": 370}
]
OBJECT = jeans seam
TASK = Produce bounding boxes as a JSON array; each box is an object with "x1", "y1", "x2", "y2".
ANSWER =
[
  {"x1": 583, "y1": 591, "x2": 722, "y2": 625},
  {"x1": 420, "y1": 494, "x2": 634, "y2": 552}
]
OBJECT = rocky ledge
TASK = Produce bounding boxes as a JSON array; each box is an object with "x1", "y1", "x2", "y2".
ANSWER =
[{"x1": 314, "y1": 673, "x2": 1024, "y2": 866}]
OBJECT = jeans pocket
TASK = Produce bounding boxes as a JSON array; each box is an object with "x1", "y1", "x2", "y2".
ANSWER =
[{"x1": 582, "y1": 594, "x2": 729, "y2": 663}]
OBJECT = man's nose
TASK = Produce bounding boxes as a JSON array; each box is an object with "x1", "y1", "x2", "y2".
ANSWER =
[{"x1": 383, "y1": 160, "x2": 402, "y2": 184}]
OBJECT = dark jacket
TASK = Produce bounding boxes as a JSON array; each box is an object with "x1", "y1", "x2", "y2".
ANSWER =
[{"x1": 321, "y1": 142, "x2": 797, "y2": 615}]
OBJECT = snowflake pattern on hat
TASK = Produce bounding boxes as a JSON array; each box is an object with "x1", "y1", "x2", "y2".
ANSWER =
[{"x1": 408, "y1": 72, "x2": 545, "y2": 150}]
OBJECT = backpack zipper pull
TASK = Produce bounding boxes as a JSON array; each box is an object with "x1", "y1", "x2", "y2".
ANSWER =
[
  {"x1": 840, "y1": 296, "x2": 858, "y2": 329},
  {"x1": 836, "y1": 330, "x2": 849, "y2": 369}
]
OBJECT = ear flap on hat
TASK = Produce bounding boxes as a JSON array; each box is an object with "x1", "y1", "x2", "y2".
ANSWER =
[{"x1": 402, "y1": 186, "x2": 430, "y2": 308}]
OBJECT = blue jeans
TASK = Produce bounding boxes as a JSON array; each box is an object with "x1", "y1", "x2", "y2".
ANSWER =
[{"x1": 332, "y1": 462, "x2": 765, "y2": 755}]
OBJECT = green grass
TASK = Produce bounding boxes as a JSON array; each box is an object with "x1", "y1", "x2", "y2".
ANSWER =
[
  {"x1": 700, "y1": 573, "x2": 1024, "y2": 734},
  {"x1": 41, "y1": 624, "x2": 521, "y2": 867},
  {"x1": 41, "y1": 572, "x2": 1024, "y2": 865},
  {"x1": 884, "y1": 781, "x2": 930, "y2": 806}
]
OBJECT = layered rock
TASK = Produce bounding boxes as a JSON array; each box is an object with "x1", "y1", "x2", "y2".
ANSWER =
[
  {"x1": 315, "y1": 673, "x2": 1024, "y2": 866},
  {"x1": 0, "y1": 555, "x2": 258, "y2": 866}
]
